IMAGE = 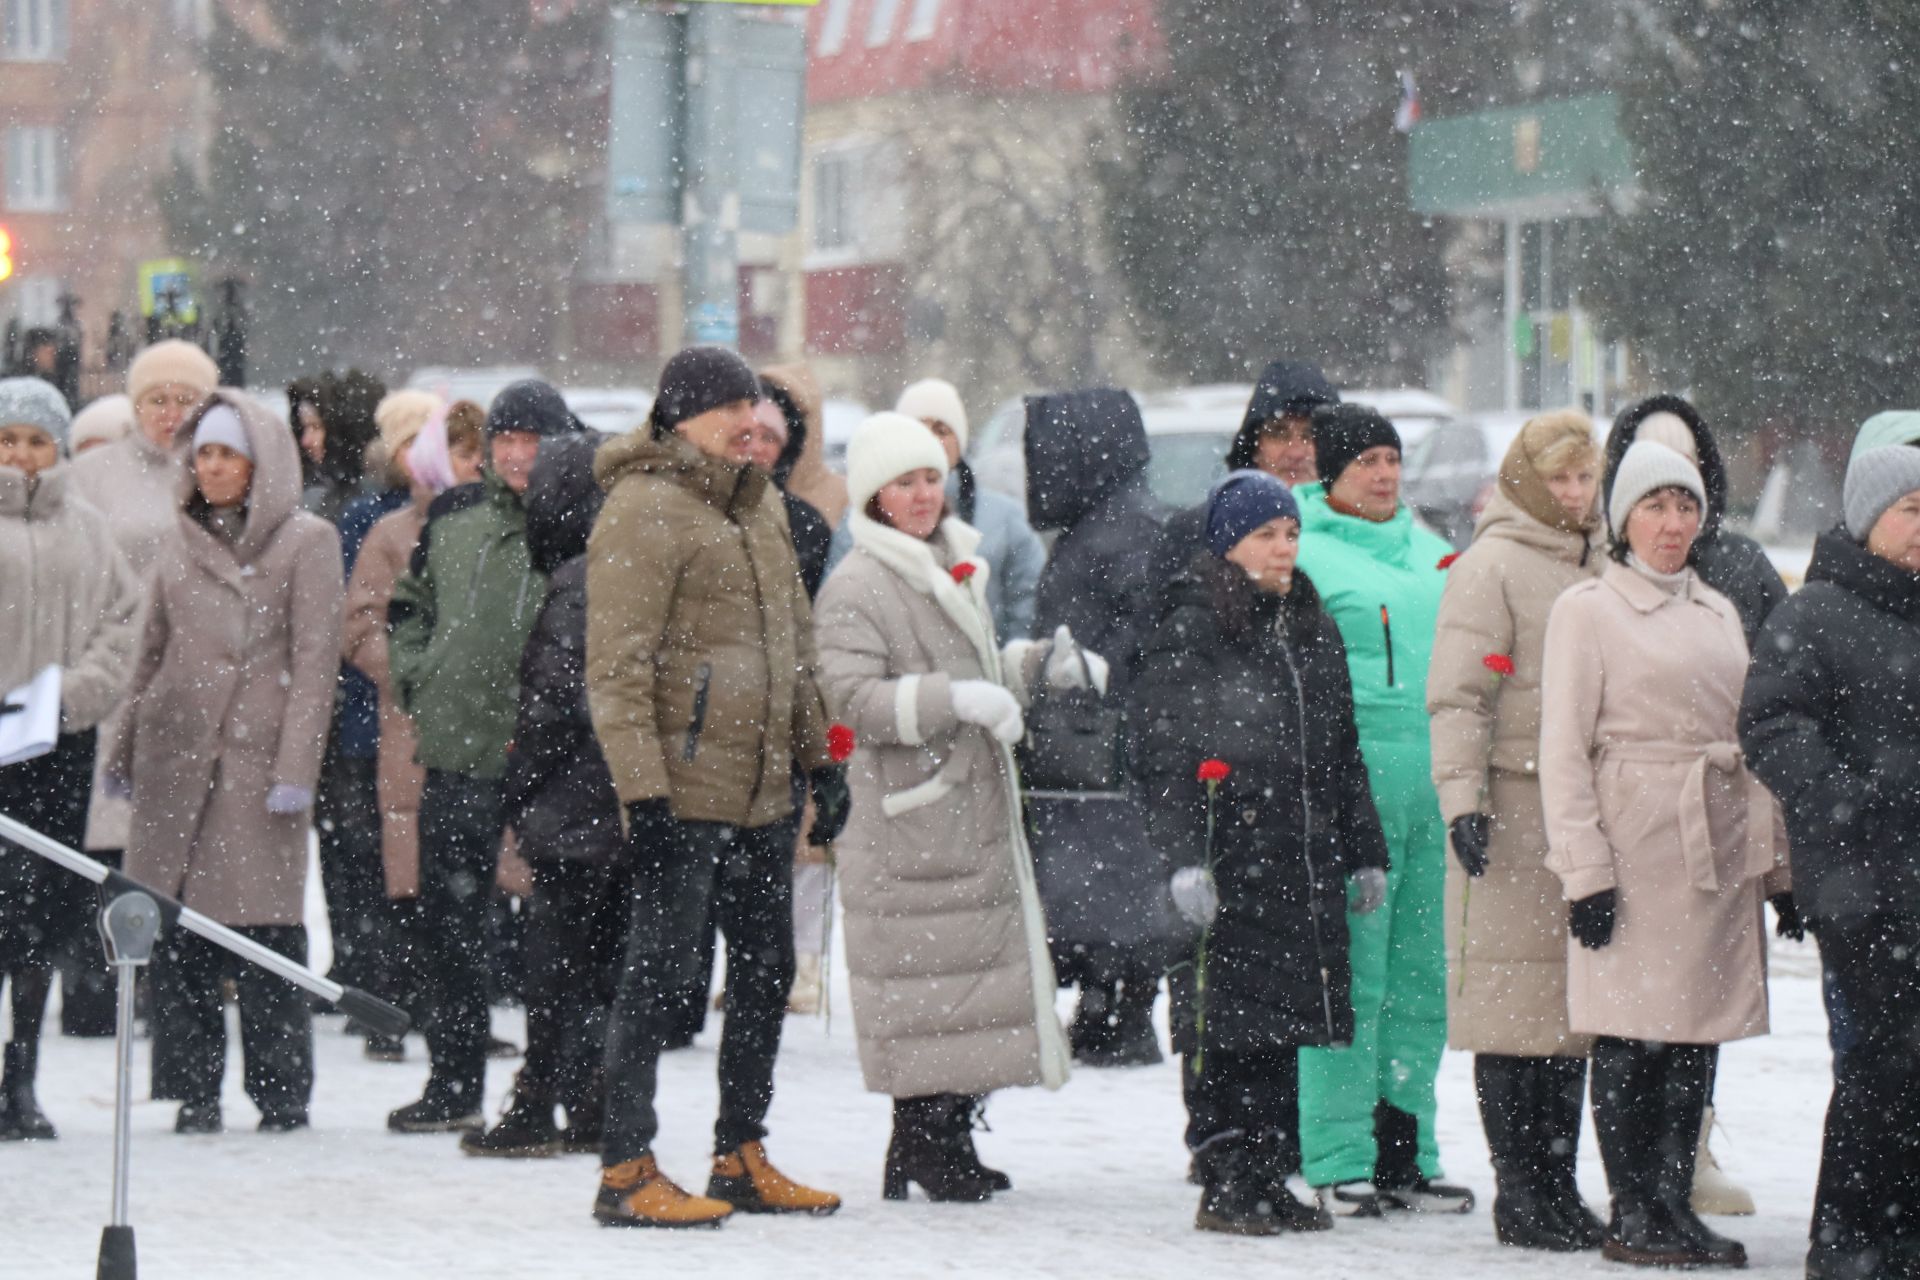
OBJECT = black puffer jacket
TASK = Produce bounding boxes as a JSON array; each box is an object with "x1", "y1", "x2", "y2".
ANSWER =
[
  {"x1": 1740, "y1": 529, "x2": 1920, "y2": 925},
  {"x1": 1022, "y1": 388, "x2": 1177, "y2": 970},
  {"x1": 1133, "y1": 554, "x2": 1388, "y2": 1050},
  {"x1": 767, "y1": 378, "x2": 831, "y2": 597},
  {"x1": 1150, "y1": 362, "x2": 1338, "y2": 614},
  {"x1": 1605, "y1": 394, "x2": 1787, "y2": 643},
  {"x1": 502, "y1": 434, "x2": 622, "y2": 862}
]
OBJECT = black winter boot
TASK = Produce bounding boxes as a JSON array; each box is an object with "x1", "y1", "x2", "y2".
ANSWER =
[
  {"x1": 1592, "y1": 1038, "x2": 1715, "y2": 1268},
  {"x1": 1100, "y1": 968, "x2": 1164, "y2": 1067},
  {"x1": 1477, "y1": 1056, "x2": 1587, "y2": 1250},
  {"x1": 1539, "y1": 1054, "x2": 1605, "y2": 1248},
  {"x1": 460, "y1": 1080, "x2": 561, "y2": 1158},
  {"x1": 1068, "y1": 982, "x2": 1117, "y2": 1064},
  {"x1": 883, "y1": 1095, "x2": 994, "y2": 1203},
  {"x1": 1374, "y1": 1100, "x2": 1475, "y2": 1213},
  {"x1": 1196, "y1": 1131, "x2": 1327, "y2": 1235},
  {"x1": 0, "y1": 1041, "x2": 55, "y2": 1141},
  {"x1": 1653, "y1": 1048, "x2": 1746, "y2": 1269},
  {"x1": 950, "y1": 1096, "x2": 1011, "y2": 1192}
]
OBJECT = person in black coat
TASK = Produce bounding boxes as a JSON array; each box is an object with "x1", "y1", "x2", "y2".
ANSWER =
[
  {"x1": 461, "y1": 432, "x2": 627, "y2": 1158},
  {"x1": 757, "y1": 376, "x2": 831, "y2": 598},
  {"x1": 1134, "y1": 470, "x2": 1389, "y2": 1236},
  {"x1": 1604, "y1": 395, "x2": 1787, "y2": 644},
  {"x1": 1739, "y1": 446, "x2": 1920, "y2": 1280},
  {"x1": 1150, "y1": 361, "x2": 1339, "y2": 608},
  {"x1": 1023, "y1": 387, "x2": 1177, "y2": 1066}
]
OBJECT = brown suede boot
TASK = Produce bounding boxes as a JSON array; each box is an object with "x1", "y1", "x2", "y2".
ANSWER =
[
  {"x1": 594, "y1": 1156, "x2": 734, "y2": 1229},
  {"x1": 707, "y1": 1141, "x2": 842, "y2": 1216}
]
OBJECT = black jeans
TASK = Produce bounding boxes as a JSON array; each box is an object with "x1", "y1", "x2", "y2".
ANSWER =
[
  {"x1": 314, "y1": 745, "x2": 388, "y2": 994},
  {"x1": 150, "y1": 925, "x2": 313, "y2": 1117},
  {"x1": 522, "y1": 859, "x2": 627, "y2": 1110},
  {"x1": 1811, "y1": 912, "x2": 1920, "y2": 1260},
  {"x1": 417, "y1": 769, "x2": 507, "y2": 1105},
  {"x1": 601, "y1": 815, "x2": 797, "y2": 1165}
]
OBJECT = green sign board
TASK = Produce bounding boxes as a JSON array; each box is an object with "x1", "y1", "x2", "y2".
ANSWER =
[{"x1": 1409, "y1": 94, "x2": 1634, "y2": 220}]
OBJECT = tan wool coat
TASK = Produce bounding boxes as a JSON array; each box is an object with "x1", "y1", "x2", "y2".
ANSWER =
[
  {"x1": 814, "y1": 514, "x2": 1069, "y2": 1098},
  {"x1": 1539, "y1": 562, "x2": 1789, "y2": 1045},
  {"x1": 342, "y1": 496, "x2": 428, "y2": 898},
  {"x1": 1428, "y1": 488, "x2": 1602, "y2": 1056},
  {"x1": 586, "y1": 430, "x2": 831, "y2": 827},
  {"x1": 70, "y1": 425, "x2": 186, "y2": 850},
  {"x1": 112, "y1": 391, "x2": 344, "y2": 926},
  {"x1": 0, "y1": 463, "x2": 141, "y2": 735}
]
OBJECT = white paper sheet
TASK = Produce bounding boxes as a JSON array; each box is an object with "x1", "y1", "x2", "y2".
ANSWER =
[{"x1": 0, "y1": 665, "x2": 61, "y2": 767}]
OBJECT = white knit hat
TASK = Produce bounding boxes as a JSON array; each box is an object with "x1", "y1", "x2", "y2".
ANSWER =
[
  {"x1": 192, "y1": 403, "x2": 253, "y2": 462},
  {"x1": 70, "y1": 394, "x2": 134, "y2": 454},
  {"x1": 895, "y1": 378, "x2": 969, "y2": 452},
  {"x1": 847, "y1": 411, "x2": 949, "y2": 512},
  {"x1": 1608, "y1": 440, "x2": 1706, "y2": 540},
  {"x1": 1635, "y1": 410, "x2": 1699, "y2": 463}
]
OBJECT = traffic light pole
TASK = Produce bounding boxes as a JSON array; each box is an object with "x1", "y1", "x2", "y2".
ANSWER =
[{"x1": 681, "y1": 4, "x2": 742, "y2": 348}]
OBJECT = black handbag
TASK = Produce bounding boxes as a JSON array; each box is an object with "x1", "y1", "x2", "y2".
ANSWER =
[{"x1": 1018, "y1": 645, "x2": 1125, "y2": 793}]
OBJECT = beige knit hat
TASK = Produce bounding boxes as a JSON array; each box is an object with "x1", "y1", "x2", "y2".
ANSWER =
[
  {"x1": 126, "y1": 339, "x2": 218, "y2": 404},
  {"x1": 896, "y1": 378, "x2": 970, "y2": 451},
  {"x1": 70, "y1": 393, "x2": 134, "y2": 454},
  {"x1": 374, "y1": 389, "x2": 442, "y2": 458}
]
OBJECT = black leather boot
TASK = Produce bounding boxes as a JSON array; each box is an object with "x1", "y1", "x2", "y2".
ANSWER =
[
  {"x1": 1477, "y1": 1055, "x2": 1583, "y2": 1249},
  {"x1": 1593, "y1": 1038, "x2": 1712, "y2": 1268},
  {"x1": 1654, "y1": 1047, "x2": 1746, "y2": 1268},
  {"x1": 1539, "y1": 1054, "x2": 1605, "y2": 1247},
  {"x1": 0, "y1": 1041, "x2": 55, "y2": 1141},
  {"x1": 950, "y1": 1095, "x2": 1011, "y2": 1192},
  {"x1": 883, "y1": 1095, "x2": 994, "y2": 1203}
]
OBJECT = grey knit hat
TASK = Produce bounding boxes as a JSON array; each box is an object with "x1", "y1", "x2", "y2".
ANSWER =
[
  {"x1": 0, "y1": 376, "x2": 72, "y2": 455},
  {"x1": 1843, "y1": 445, "x2": 1920, "y2": 541},
  {"x1": 1607, "y1": 440, "x2": 1706, "y2": 540}
]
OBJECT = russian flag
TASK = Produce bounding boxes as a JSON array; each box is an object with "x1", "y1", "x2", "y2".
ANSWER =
[{"x1": 1394, "y1": 70, "x2": 1421, "y2": 133}]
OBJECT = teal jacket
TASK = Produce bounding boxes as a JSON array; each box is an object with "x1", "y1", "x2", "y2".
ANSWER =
[
  {"x1": 1293, "y1": 486, "x2": 1452, "y2": 745},
  {"x1": 388, "y1": 473, "x2": 545, "y2": 779}
]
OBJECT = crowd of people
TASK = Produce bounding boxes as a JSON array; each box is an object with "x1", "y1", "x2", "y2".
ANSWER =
[{"x1": 0, "y1": 338, "x2": 1918, "y2": 1278}]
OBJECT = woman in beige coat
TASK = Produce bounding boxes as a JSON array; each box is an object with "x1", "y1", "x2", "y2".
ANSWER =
[
  {"x1": 108, "y1": 391, "x2": 344, "y2": 1134},
  {"x1": 814, "y1": 413, "x2": 1073, "y2": 1204},
  {"x1": 1426, "y1": 410, "x2": 1603, "y2": 1251},
  {"x1": 1539, "y1": 441, "x2": 1789, "y2": 1271}
]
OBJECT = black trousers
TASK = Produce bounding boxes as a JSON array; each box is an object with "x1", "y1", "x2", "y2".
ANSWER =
[
  {"x1": 1811, "y1": 912, "x2": 1920, "y2": 1260},
  {"x1": 522, "y1": 859, "x2": 627, "y2": 1110},
  {"x1": 602, "y1": 815, "x2": 797, "y2": 1165},
  {"x1": 314, "y1": 746, "x2": 388, "y2": 993},
  {"x1": 150, "y1": 924, "x2": 313, "y2": 1117},
  {"x1": 417, "y1": 769, "x2": 507, "y2": 1105},
  {"x1": 0, "y1": 730, "x2": 96, "y2": 1055},
  {"x1": 1189, "y1": 1046, "x2": 1301, "y2": 1159}
]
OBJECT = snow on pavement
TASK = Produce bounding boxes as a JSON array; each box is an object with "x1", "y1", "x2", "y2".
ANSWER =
[{"x1": 6, "y1": 940, "x2": 1832, "y2": 1278}]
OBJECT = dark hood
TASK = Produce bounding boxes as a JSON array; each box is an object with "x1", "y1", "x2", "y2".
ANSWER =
[
  {"x1": 1022, "y1": 387, "x2": 1149, "y2": 532},
  {"x1": 1806, "y1": 525, "x2": 1920, "y2": 624},
  {"x1": 761, "y1": 375, "x2": 808, "y2": 488},
  {"x1": 525, "y1": 431, "x2": 608, "y2": 575},
  {"x1": 316, "y1": 368, "x2": 385, "y2": 484},
  {"x1": 1604, "y1": 394, "x2": 1730, "y2": 540},
  {"x1": 1228, "y1": 361, "x2": 1339, "y2": 471}
]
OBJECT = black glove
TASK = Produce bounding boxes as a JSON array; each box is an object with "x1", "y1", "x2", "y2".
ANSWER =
[
  {"x1": 807, "y1": 766, "x2": 851, "y2": 848},
  {"x1": 1569, "y1": 889, "x2": 1617, "y2": 950},
  {"x1": 1770, "y1": 891, "x2": 1806, "y2": 942},
  {"x1": 622, "y1": 798, "x2": 677, "y2": 856},
  {"x1": 1450, "y1": 814, "x2": 1490, "y2": 878}
]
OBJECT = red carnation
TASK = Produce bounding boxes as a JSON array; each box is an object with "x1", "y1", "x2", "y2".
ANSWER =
[
  {"x1": 1437, "y1": 553, "x2": 1461, "y2": 570},
  {"x1": 1197, "y1": 759, "x2": 1232, "y2": 784},
  {"x1": 1483, "y1": 653, "x2": 1517, "y2": 677},
  {"x1": 951, "y1": 562, "x2": 977, "y2": 585},
  {"x1": 827, "y1": 723, "x2": 857, "y2": 764}
]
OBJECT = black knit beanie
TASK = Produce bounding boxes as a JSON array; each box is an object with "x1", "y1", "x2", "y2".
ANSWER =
[
  {"x1": 1313, "y1": 403, "x2": 1402, "y2": 490},
  {"x1": 488, "y1": 379, "x2": 584, "y2": 439},
  {"x1": 648, "y1": 346, "x2": 761, "y2": 437}
]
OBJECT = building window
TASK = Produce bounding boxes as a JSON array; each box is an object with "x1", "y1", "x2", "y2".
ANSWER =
[
  {"x1": 3, "y1": 0, "x2": 68, "y2": 61},
  {"x1": 866, "y1": 0, "x2": 902, "y2": 47},
  {"x1": 904, "y1": 0, "x2": 941, "y2": 41},
  {"x1": 170, "y1": 0, "x2": 211, "y2": 41},
  {"x1": 9, "y1": 275, "x2": 62, "y2": 327},
  {"x1": 812, "y1": 150, "x2": 856, "y2": 253},
  {"x1": 808, "y1": 140, "x2": 903, "y2": 265},
  {"x1": 816, "y1": 0, "x2": 853, "y2": 56},
  {"x1": 5, "y1": 126, "x2": 66, "y2": 212}
]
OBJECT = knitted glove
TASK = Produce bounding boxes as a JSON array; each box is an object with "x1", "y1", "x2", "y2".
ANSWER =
[
  {"x1": 1770, "y1": 892, "x2": 1806, "y2": 942},
  {"x1": 807, "y1": 766, "x2": 851, "y2": 848},
  {"x1": 1449, "y1": 813, "x2": 1491, "y2": 878},
  {"x1": 1348, "y1": 867, "x2": 1387, "y2": 916},
  {"x1": 950, "y1": 679, "x2": 1025, "y2": 745},
  {"x1": 1569, "y1": 889, "x2": 1618, "y2": 950}
]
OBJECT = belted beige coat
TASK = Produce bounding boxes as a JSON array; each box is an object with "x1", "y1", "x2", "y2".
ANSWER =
[{"x1": 1539, "y1": 561, "x2": 1788, "y2": 1045}]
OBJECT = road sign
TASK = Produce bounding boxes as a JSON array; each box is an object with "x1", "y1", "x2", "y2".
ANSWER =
[{"x1": 137, "y1": 259, "x2": 198, "y2": 324}]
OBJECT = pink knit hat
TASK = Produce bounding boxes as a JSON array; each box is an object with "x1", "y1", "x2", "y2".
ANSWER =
[{"x1": 406, "y1": 401, "x2": 457, "y2": 493}]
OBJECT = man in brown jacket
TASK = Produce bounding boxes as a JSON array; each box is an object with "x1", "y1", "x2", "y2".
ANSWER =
[{"x1": 586, "y1": 346, "x2": 847, "y2": 1228}]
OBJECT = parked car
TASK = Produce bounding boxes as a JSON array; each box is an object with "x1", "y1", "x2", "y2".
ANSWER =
[
  {"x1": 1339, "y1": 387, "x2": 1460, "y2": 453},
  {"x1": 818, "y1": 397, "x2": 872, "y2": 471},
  {"x1": 1401, "y1": 410, "x2": 1532, "y2": 549},
  {"x1": 563, "y1": 386, "x2": 653, "y2": 434}
]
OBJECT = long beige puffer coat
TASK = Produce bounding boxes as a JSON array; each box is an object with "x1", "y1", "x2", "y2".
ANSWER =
[
  {"x1": 1429, "y1": 476, "x2": 1602, "y2": 1056},
  {"x1": 814, "y1": 513, "x2": 1069, "y2": 1099},
  {"x1": 111, "y1": 391, "x2": 344, "y2": 926},
  {"x1": 1539, "y1": 561, "x2": 1788, "y2": 1044}
]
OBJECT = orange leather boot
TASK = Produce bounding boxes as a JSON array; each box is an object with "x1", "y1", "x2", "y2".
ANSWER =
[
  {"x1": 708, "y1": 1141, "x2": 842, "y2": 1216},
  {"x1": 594, "y1": 1156, "x2": 734, "y2": 1228}
]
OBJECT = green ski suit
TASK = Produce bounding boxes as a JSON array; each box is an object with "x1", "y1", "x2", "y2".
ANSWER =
[{"x1": 1292, "y1": 485, "x2": 1453, "y2": 1187}]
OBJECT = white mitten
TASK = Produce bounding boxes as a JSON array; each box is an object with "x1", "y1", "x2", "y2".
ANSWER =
[
  {"x1": 1043, "y1": 625, "x2": 1110, "y2": 696},
  {"x1": 950, "y1": 679, "x2": 1026, "y2": 745}
]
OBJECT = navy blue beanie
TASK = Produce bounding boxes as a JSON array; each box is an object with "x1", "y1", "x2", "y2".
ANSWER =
[{"x1": 1206, "y1": 469, "x2": 1300, "y2": 558}]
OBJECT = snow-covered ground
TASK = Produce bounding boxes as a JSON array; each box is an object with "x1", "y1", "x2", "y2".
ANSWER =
[{"x1": 4, "y1": 904, "x2": 1835, "y2": 1280}]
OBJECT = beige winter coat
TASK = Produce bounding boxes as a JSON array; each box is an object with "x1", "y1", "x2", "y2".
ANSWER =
[
  {"x1": 342, "y1": 496, "x2": 428, "y2": 898},
  {"x1": 0, "y1": 463, "x2": 141, "y2": 733},
  {"x1": 814, "y1": 514, "x2": 1069, "y2": 1098},
  {"x1": 70, "y1": 426, "x2": 184, "y2": 850},
  {"x1": 1428, "y1": 489, "x2": 1601, "y2": 1055},
  {"x1": 112, "y1": 391, "x2": 344, "y2": 926},
  {"x1": 1539, "y1": 562, "x2": 1788, "y2": 1044}
]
